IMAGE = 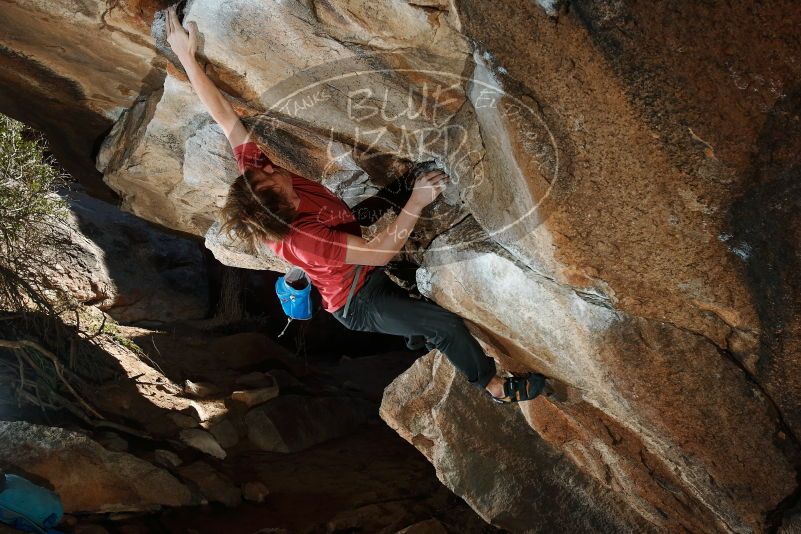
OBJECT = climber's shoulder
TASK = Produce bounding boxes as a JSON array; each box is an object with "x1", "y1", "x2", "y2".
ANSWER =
[{"x1": 224, "y1": 118, "x2": 250, "y2": 149}]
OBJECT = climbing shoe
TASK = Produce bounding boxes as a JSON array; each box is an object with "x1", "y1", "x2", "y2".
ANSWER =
[
  {"x1": 489, "y1": 373, "x2": 546, "y2": 404},
  {"x1": 542, "y1": 377, "x2": 570, "y2": 403}
]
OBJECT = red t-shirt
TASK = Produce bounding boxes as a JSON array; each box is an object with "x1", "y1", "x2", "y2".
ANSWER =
[{"x1": 233, "y1": 142, "x2": 373, "y2": 312}]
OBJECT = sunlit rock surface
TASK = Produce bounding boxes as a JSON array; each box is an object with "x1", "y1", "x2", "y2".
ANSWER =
[
  {"x1": 44, "y1": 189, "x2": 209, "y2": 324},
  {"x1": 0, "y1": 0, "x2": 165, "y2": 196},
  {"x1": 380, "y1": 351, "x2": 654, "y2": 533},
  {"x1": 0, "y1": 421, "x2": 192, "y2": 513}
]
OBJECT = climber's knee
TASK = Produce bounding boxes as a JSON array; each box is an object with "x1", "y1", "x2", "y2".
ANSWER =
[{"x1": 425, "y1": 311, "x2": 469, "y2": 344}]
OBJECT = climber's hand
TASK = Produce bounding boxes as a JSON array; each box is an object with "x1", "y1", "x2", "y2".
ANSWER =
[
  {"x1": 166, "y1": 6, "x2": 198, "y2": 63},
  {"x1": 408, "y1": 170, "x2": 449, "y2": 210}
]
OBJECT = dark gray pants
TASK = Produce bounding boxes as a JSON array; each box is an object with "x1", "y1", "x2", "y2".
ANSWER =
[{"x1": 332, "y1": 268, "x2": 497, "y2": 389}]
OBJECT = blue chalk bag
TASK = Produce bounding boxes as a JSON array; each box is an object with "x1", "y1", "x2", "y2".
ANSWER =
[{"x1": 275, "y1": 267, "x2": 313, "y2": 320}]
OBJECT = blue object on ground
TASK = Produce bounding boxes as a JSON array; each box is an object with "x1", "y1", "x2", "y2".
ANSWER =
[{"x1": 0, "y1": 474, "x2": 64, "y2": 534}]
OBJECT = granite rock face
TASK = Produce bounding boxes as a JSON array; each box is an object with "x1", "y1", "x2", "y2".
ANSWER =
[
  {"x1": 0, "y1": 421, "x2": 191, "y2": 513},
  {"x1": 0, "y1": 0, "x2": 166, "y2": 197},
  {"x1": 43, "y1": 189, "x2": 209, "y2": 324},
  {"x1": 416, "y1": 219, "x2": 795, "y2": 532},
  {"x1": 2, "y1": 0, "x2": 801, "y2": 531},
  {"x1": 380, "y1": 351, "x2": 653, "y2": 534}
]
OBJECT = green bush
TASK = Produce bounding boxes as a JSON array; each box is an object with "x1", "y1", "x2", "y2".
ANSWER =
[
  {"x1": 0, "y1": 115, "x2": 75, "y2": 414},
  {"x1": 0, "y1": 115, "x2": 118, "y2": 422},
  {"x1": 0, "y1": 114, "x2": 69, "y2": 312}
]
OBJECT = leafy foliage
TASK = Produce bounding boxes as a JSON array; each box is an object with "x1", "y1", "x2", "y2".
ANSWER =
[
  {"x1": 0, "y1": 114, "x2": 69, "y2": 312},
  {"x1": 0, "y1": 114, "x2": 113, "y2": 423}
]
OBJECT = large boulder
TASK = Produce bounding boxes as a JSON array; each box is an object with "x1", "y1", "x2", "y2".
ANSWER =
[
  {"x1": 0, "y1": 421, "x2": 191, "y2": 513},
  {"x1": 245, "y1": 394, "x2": 374, "y2": 453},
  {"x1": 176, "y1": 461, "x2": 241, "y2": 507},
  {"x1": 43, "y1": 189, "x2": 209, "y2": 325},
  {"x1": 416, "y1": 219, "x2": 795, "y2": 532},
  {"x1": 380, "y1": 351, "x2": 652, "y2": 533},
  {"x1": 0, "y1": 0, "x2": 164, "y2": 196}
]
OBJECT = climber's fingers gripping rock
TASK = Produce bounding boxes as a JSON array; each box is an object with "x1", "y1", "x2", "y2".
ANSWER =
[
  {"x1": 166, "y1": 6, "x2": 198, "y2": 61},
  {"x1": 409, "y1": 170, "x2": 449, "y2": 210}
]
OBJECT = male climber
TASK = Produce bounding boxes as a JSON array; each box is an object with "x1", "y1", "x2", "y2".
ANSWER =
[{"x1": 165, "y1": 6, "x2": 546, "y2": 403}]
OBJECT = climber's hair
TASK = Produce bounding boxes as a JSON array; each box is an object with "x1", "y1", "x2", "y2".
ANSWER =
[{"x1": 219, "y1": 169, "x2": 297, "y2": 252}]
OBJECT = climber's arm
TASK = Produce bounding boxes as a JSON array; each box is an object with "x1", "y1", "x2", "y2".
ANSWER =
[
  {"x1": 165, "y1": 6, "x2": 249, "y2": 148},
  {"x1": 344, "y1": 170, "x2": 448, "y2": 266},
  {"x1": 179, "y1": 59, "x2": 249, "y2": 147},
  {"x1": 288, "y1": 172, "x2": 447, "y2": 267},
  {"x1": 342, "y1": 209, "x2": 421, "y2": 266}
]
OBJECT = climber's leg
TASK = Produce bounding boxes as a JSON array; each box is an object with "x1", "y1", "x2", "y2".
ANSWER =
[
  {"x1": 332, "y1": 269, "x2": 497, "y2": 389},
  {"x1": 484, "y1": 375, "x2": 506, "y2": 398}
]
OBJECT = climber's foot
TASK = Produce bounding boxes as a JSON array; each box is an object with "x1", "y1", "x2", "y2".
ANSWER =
[
  {"x1": 485, "y1": 375, "x2": 505, "y2": 398},
  {"x1": 486, "y1": 373, "x2": 546, "y2": 404}
]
